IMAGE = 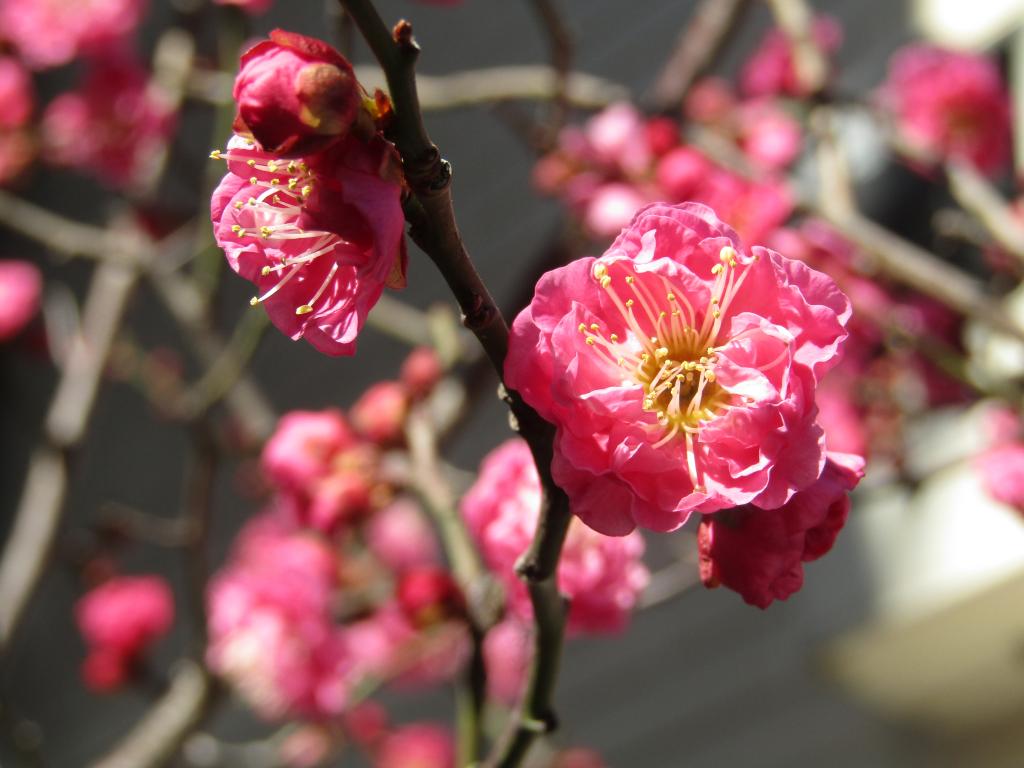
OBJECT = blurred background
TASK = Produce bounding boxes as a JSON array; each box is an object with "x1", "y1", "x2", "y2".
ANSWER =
[{"x1": 4, "y1": 0, "x2": 1024, "y2": 765}]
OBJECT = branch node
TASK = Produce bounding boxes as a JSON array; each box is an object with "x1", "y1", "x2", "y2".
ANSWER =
[{"x1": 393, "y1": 19, "x2": 418, "y2": 52}]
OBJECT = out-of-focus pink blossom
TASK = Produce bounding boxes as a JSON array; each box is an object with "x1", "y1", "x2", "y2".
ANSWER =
[
  {"x1": 736, "y1": 101, "x2": 802, "y2": 170},
  {"x1": 878, "y1": 45, "x2": 1011, "y2": 174},
  {"x1": 366, "y1": 499, "x2": 440, "y2": 573},
  {"x1": 583, "y1": 182, "x2": 651, "y2": 239},
  {"x1": 42, "y1": 57, "x2": 174, "y2": 189},
  {"x1": 739, "y1": 16, "x2": 842, "y2": 98},
  {"x1": 815, "y1": 382, "x2": 868, "y2": 457},
  {"x1": 396, "y1": 567, "x2": 466, "y2": 628},
  {"x1": 0, "y1": 260, "x2": 41, "y2": 341},
  {"x1": 374, "y1": 724, "x2": 454, "y2": 768},
  {"x1": 214, "y1": 0, "x2": 274, "y2": 15},
  {"x1": 655, "y1": 146, "x2": 711, "y2": 201},
  {"x1": 0, "y1": 0, "x2": 145, "y2": 69},
  {"x1": 76, "y1": 575, "x2": 174, "y2": 691},
  {"x1": 261, "y1": 409, "x2": 382, "y2": 533},
  {"x1": 483, "y1": 617, "x2": 531, "y2": 704},
  {"x1": 462, "y1": 439, "x2": 649, "y2": 633},
  {"x1": 234, "y1": 30, "x2": 361, "y2": 155},
  {"x1": 584, "y1": 102, "x2": 651, "y2": 176},
  {"x1": 345, "y1": 701, "x2": 390, "y2": 747},
  {"x1": 684, "y1": 77, "x2": 735, "y2": 124},
  {"x1": 400, "y1": 346, "x2": 443, "y2": 400},
  {"x1": 506, "y1": 203, "x2": 850, "y2": 534},
  {"x1": 698, "y1": 453, "x2": 864, "y2": 607},
  {"x1": 351, "y1": 381, "x2": 409, "y2": 445},
  {"x1": 206, "y1": 511, "x2": 352, "y2": 720},
  {"x1": 0, "y1": 56, "x2": 33, "y2": 129},
  {"x1": 976, "y1": 442, "x2": 1024, "y2": 513},
  {"x1": 645, "y1": 116, "x2": 679, "y2": 156},
  {"x1": 278, "y1": 725, "x2": 337, "y2": 768},
  {"x1": 0, "y1": 129, "x2": 33, "y2": 185},
  {"x1": 211, "y1": 131, "x2": 406, "y2": 356}
]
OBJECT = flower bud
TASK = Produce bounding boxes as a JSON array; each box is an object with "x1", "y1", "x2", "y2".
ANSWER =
[
  {"x1": 351, "y1": 381, "x2": 409, "y2": 445},
  {"x1": 396, "y1": 568, "x2": 466, "y2": 629},
  {"x1": 234, "y1": 30, "x2": 361, "y2": 155},
  {"x1": 400, "y1": 347, "x2": 443, "y2": 400}
]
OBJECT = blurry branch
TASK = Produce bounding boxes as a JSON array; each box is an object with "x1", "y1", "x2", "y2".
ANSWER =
[
  {"x1": 688, "y1": 127, "x2": 1024, "y2": 344},
  {"x1": 766, "y1": 0, "x2": 827, "y2": 95},
  {"x1": 0, "y1": 255, "x2": 138, "y2": 653},
  {"x1": 90, "y1": 661, "x2": 212, "y2": 768},
  {"x1": 647, "y1": 0, "x2": 749, "y2": 111},
  {"x1": 1011, "y1": 28, "x2": 1024, "y2": 178},
  {"x1": 0, "y1": 190, "x2": 277, "y2": 441},
  {"x1": 527, "y1": 0, "x2": 573, "y2": 146},
  {"x1": 946, "y1": 160, "x2": 1024, "y2": 267},
  {"x1": 337, "y1": 5, "x2": 571, "y2": 767},
  {"x1": 189, "y1": 64, "x2": 629, "y2": 111}
]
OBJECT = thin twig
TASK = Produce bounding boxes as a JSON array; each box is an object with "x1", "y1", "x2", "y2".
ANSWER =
[
  {"x1": 0, "y1": 257, "x2": 138, "y2": 652},
  {"x1": 646, "y1": 0, "x2": 750, "y2": 111},
  {"x1": 338, "y1": 5, "x2": 571, "y2": 766},
  {"x1": 527, "y1": 0, "x2": 573, "y2": 147},
  {"x1": 946, "y1": 160, "x2": 1024, "y2": 267},
  {"x1": 89, "y1": 661, "x2": 212, "y2": 768},
  {"x1": 188, "y1": 64, "x2": 629, "y2": 111},
  {"x1": 766, "y1": 0, "x2": 827, "y2": 96}
]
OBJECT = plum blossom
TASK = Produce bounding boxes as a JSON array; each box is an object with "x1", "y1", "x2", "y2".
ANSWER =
[
  {"x1": 42, "y1": 56, "x2": 174, "y2": 189},
  {"x1": 233, "y1": 30, "x2": 362, "y2": 155},
  {"x1": 0, "y1": 0, "x2": 145, "y2": 69},
  {"x1": 975, "y1": 442, "x2": 1024, "y2": 514},
  {"x1": 739, "y1": 16, "x2": 842, "y2": 98},
  {"x1": 400, "y1": 346, "x2": 443, "y2": 400},
  {"x1": 375, "y1": 724, "x2": 454, "y2": 768},
  {"x1": 206, "y1": 511, "x2": 352, "y2": 720},
  {"x1": 211, "y1": 132, "x2": 406, "y2": 356},
  {"x1": 366, "y1": 499, "x2": 440, "y2": 573},
  {"x1": 506, "y1": 203, "x2": 851, "y2": 535},
  {"x1": 483, "y1": 616, "x2": 531, "y2": 703},
  {"x1": 462, "y1": 439, "x2": 649, "y2": 633},
  {"x1": 698, "y1": 453, "x2": 864, "y2": 607},
  {"x1": 878, "y1": 45, "x2": 1011, "y2": 174},
  {"x1": 0, "y1": 56, "x2": 33, "y2": 130},
  {"x1": 76, "y1": 575, "x2": 174, "y2": 691},
  {"x1": 0, "y1": 260, "x2": 41, "y2": 341},
  {"x1": 261, "y1": 409, "x2": 384, "y2": 533},
  {"x1": 351, "y1": 381, "x2": 409, "y2": 445}
]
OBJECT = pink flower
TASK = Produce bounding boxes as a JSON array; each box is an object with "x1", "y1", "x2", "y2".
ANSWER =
[
  {"x1": 584, "y1": 102, "x2": 651, "y2": 176},
  {"x1": 739, "y1": 16, "x2": 842, "y2": 98},
  {"x1": 366, "y1": 498, "x2": 440, "y2": 573},
  {"x1": 351, "y1": 381, "x2": 410, "y2": 445},
  {"x1": 583, "y1": 182, "x2": 651, "y2": 239},
  {"x1": 462, "y1": 439, "x2": 649, "y2": 633},
  {"x1": 278, "y1": 725, "x2": 337, "y2": 768},
  {"x1": 505, "y1": 203, "x2": 851, "y2": 535},
  {"x1": 0, "y1": 260, "x2": 41, "y2": 341},
  {"x1": 206, "y1": 511, "x2": 352, "y2": 720},
  {"x1": 375, "y1": 724, "x2": 454, "y2": 768},
  {"x1": 736, "y1": 100, "x2": 802, "y2": 170},
  {"x1": 684, "y1": 77, "x2": 735, "y2": 124},
  {"x1": 878, "y1": 45, "x2": 1011, "y2": 174},
  {"x1": 76, "y1": 575, "x2": 174, "y2": 691},
  {"x1": 396, "y1": 567, "x2": 466, "y2": 628},
  {"x1": 483, "y1": 617, "x2": 531, "y2": 704},
  {"x1": 698, "y1": 452, "x2": 864, "y2": 607},
  {"x1": 210, "y1": 131, "x2": 406, "y2": 356},
  {"x1": 0, "y1": 0, "x2": 145, "y2": 69},
  {"x1": 42, "y1": 56, "x2": 174, "y2": 189},
  {"x1": 234, "y1": 31, "x2": 362, "y2": 155},
  {"x1": 400, "y1": 346, "x2": 443, "y2": 400},
  {"x1": 0, "y1": 56, "x2": 33, "y2": 129},
  {"x1": 655, "y1": 146, "x2": 712, "y2": 201},
  {"x1": 214, "y1": 0, "x2": 273, "y2": 15},
  {"x1": 976, "y1": 442, "x2": 1024, "y2": 513},
  {"x1": 261, "y1": 409, "x2": 382, "y2": 533}
]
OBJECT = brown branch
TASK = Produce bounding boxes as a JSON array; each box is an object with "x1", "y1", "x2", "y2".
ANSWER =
[
  {"x1": 0, "y1": 257, "x2": 138, "y2": 653},
  {"x1": 647, "y1": 0, "x2": 750, "y2": 111},
  {"x1": 946, "y1": 160, "x2": 1024, "y2": 267},
  {"x1": 338, "y1": 4, "x2": 571, "y2": 766},
  {"x1": 527, "y1": 0, "x2": 573, "y2": 147},
  {"x1": 89, "y1": 661, "x2": 212, "y2": 768}
]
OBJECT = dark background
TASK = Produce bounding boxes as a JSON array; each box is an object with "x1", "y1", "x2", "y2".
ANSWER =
[{"x1": 0, "y1": 0, "x2": 942, "y2": 765}]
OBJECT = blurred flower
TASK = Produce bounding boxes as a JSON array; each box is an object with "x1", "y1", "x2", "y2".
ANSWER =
[
  {"x1": 505, "y1": 203, "x2": 850, "y2": 534},
  {"x1": 0, "y1": 0, "x2": 146, "y2": 69},
  {"x1": 374, "y1": 723, "x2": 454, "y2": 768},
  {"x1": 483, "y1": 616, "x2": 531, "y2": 704},
  {"x1": 698, "y1": 452, "x2": 864, "y2": 607},
  {"x1": 462, "y1": 439, "x2": 648, "y2": 633},
  {"x1": 233, "y1": 30, "x2": 362, "y2": 155},
  {"x1": 739, "y1": 15, "x2": 842, "y2": 98},
  {"x1": 0, "y1": 56, "x2": 33, "y2": 129},
  {"x1": 975, "y1": 442, "x2": 1024, "y2": 514},
  {"x1": 351, "y1": 381, "x2": 409, "y2": 445},
  {"x1": 366, "y1": 498, "x2": 440, "y2": 573},
  {"x1": 210, "y1": 131, "x2": 406, "y2": 356},
  {"x1": 400, "y1": 346, "x2": 444, "y2": 400},
  {"x1": 878, "y1": 45, "x2": 1011, "y2": 174},
  {"x1": 0, "y1": 260, "x2": 40, "y2": 341},
  {"x1": 395, "y1": 567, "x2": 466, "y2": 629},
  {"x1": 42, "y1": 56, "x2": 174, "y2": 189},
  {"x1": 76, "y1": 575, "x2": 174, "y2": 692}
]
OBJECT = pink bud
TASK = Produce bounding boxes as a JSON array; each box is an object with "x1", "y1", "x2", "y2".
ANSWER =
[
  {"x1": 655, "y1": 146, "x2": 710, "y2": 200},
  {"x1": 0, "y1": 260, "x2": 41, "y2": 342},
  {"x1": 234, "y1": 30, "x2": 362, "y2": 155},
  {"x1": 375, "y1": 724, "x2": 454, "y2": 768},
  {"x1": 81, "y1": 647, "x2": 129, "y2": 693},
  {"x1": 366, "y1": 499, "x2": 440, "y2": 572},
  {"x1": 400, "y1": 347, "x2": 443, "y2": 400},
  {"x1": 396, "y1": 568, "x2": 466, "y2": 629},
  {"x1": 351, "y1": 381, "x2": 409, "y2": 445}
]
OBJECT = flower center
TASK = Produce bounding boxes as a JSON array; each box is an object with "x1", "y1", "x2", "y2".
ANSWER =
[
  {"x1": 579, "y1": 244, "x2": 758, "y2": 489},
  {"x1": 213, "y1": 144, "x2": 346, "y2": 316}
]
